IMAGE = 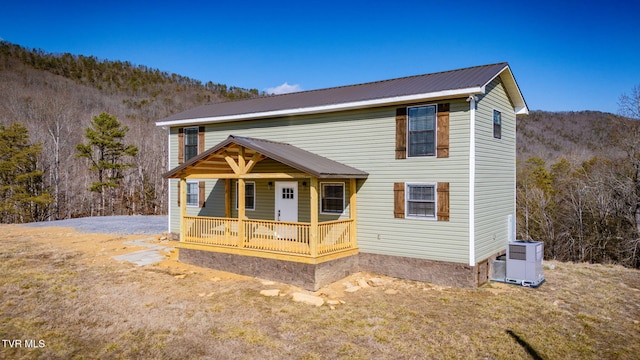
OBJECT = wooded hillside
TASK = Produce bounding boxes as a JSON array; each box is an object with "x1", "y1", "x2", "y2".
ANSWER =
[
  {"x1": 0, "y1": 41, "x2": 260, "y2": 220},
  {"x1": 516, "y1": 110, "x2": 640, "y2": 268},
  {"x1": 516, "y1": 110, "x2": 625, "y2": 162}
]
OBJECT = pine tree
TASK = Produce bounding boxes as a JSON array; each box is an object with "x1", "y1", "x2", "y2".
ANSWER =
[
  {"x1": 76, "y1": 112, "x2": 138, "y2": 216},
  {"x1": 0, "y1": 123, "x2": 53, "y2": 223}
]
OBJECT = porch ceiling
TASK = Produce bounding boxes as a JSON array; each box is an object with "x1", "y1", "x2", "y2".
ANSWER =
[{"x1": 164, "y1": 135, "x2": 369, "y2": 179}]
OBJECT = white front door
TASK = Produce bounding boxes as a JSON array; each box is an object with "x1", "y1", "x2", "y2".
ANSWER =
[
  {"x1": 275, "y1": 182, "x2": 298, "y2": 239},
  {"x1": 275, "y1": 181, "x2": 298, "y2": 222}
]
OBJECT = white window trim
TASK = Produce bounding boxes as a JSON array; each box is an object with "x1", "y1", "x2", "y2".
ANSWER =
[
  {"x1": 320, "y1": 182, "x2": 345, "y2": 215},
  {"x1": 405, "y1": 182, "x2": 437, "y2": 220},
  {"x1": 235, "y1": 181, "x2": 256, "y2": 211},
  {"x1": 406, "y1": 104, "x2": 438, "y2": 158},
  {"x1": 186, "y1": 180, "x2": 199, "y2": 207},
  {"x1": 493, "y1": 109, "x2": 502, "y2": 140}
]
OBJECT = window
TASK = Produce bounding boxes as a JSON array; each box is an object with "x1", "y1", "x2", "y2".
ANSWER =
[
  {"x1": 406, "y1": 183, "x2": 436, "y2": 219},
  {"x1": 408, "y1": 105, "x2": 436, "y2": 157},
  {"x1": 321, "y1": 183, "x2": 345, "y2": 214},
  {"x1": 235, "y1": 181, "x2": 255, "y2": 210},
  {"x1": 184, "y1": 127, "x2": 199, "y2": 161},
  {"x1": 282, "y1": 187, "x2": 294, "y2": 199},
  {"x1": 493, "y1": 110, "x2": 502, "y2": 139},
  {"x1": 186, "y1": 181, "x2": 199, "y2": 207},
  {"x1": 394, "y1": 182, "x2": 449, "y2": 221}
]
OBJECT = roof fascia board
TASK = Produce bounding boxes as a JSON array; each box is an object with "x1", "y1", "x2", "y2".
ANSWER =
[
  {"x1": 485, "y1": 65, "x2": 529, "y2": 115},
  {"x1": 155, "y1": 87, "x2": 485, "y2": 127}
]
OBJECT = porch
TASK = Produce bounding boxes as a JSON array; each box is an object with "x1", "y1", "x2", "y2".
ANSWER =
[
  {"x1": 181, "y1": 216, "x2": 357, "y2": 263},
  {"x1": 167, "y1": 135, "x2": 368, "y2": 265}
]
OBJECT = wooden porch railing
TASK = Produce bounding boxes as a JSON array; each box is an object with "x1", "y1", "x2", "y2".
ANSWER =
[
  {"x1": 182, "y1": 216, "x2": 355, "y2": 259},
  {"x1": 318, "y1": 219, "x2": 353, "y2": 254},
  {"x1": 243, "y1": 219, "x2": 311, "y2": 254},
  {"x1": 184, "y1": 216, "x2": 238, "y2": 246}
]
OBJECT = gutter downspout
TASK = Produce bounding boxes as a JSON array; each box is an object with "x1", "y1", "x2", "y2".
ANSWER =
[{"x1": 467, "y1": 95, "x2": 477, "y2": 266}]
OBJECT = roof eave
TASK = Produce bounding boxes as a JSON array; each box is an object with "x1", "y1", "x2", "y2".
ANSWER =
[
  {"x1": 155, "y1": 87, "x2": 485, "y2": 127},
  {"x1": 488, "y1": 65, "x2": 529, "y2": 115},
  {"x1": 318, "y1": 173, "x2": 369, "y2": 179}
]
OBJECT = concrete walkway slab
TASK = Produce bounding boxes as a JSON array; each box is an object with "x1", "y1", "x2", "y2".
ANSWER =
[{"x1": 112, "y1": 238, "x2": 174, "y2": 266}]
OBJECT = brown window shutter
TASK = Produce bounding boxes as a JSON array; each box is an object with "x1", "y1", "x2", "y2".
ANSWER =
[
  {"x1": 198, "y1": 126, "x2": 205, "y2": 154},
  {"x1": 198, "y1": 181, "x2": 206, "y2": 207},
  {"x1": 437, "y1": 103, "x2": 450, "y2": 158},
  {"x1": 177, "y1": 181, "x2": 181, "y2": 206},
  {"x1": 394, "y1": 182, "x2": 405, "y2": 218},
  {"x1": 178, "y1": 128, "x2": 185, "y2": 164},
  {"x1": 437, "y1": 182, "x2": 450, "y2": 221},
  {"x1": 395, "y1": 108, "x2": 407, "y2": 159}
]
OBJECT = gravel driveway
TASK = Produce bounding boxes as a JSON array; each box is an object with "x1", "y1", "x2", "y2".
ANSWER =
[{"x1": 24, "y1": 215, "x2": 168, "y2": 235}]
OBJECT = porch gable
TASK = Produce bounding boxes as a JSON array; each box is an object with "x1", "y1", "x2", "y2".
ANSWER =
[{"x1": 164, "y1": 135, "x2": 368, "y2": 180}]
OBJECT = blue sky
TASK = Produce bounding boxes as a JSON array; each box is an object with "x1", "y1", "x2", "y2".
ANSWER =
[{"x1": 1, "y1": 0, "x2": 638, "y2": 113}]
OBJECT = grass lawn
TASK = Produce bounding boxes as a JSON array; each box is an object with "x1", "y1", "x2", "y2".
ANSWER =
[{"x1": 1, "y1": 225, "x2": 638, "y2": 359}]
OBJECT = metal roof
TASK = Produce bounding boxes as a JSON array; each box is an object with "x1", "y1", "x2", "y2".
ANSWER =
[
  {"x1": 164, "y1": 135, "x2": 369, "y2": 179},
  {"x1": 156, "y1": 62, "x2": 528, "y2": 127}
]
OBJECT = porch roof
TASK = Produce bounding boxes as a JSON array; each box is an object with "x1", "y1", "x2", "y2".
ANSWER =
[{"x1": 164, "y1": 135, "x2": 369, "y2": 179}]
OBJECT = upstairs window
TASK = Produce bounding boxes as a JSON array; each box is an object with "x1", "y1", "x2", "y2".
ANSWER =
[
  {"x1": 408, "y1": 105, "x2": 436, "y2": 157},
  {"x1": 178, "y1": 126, "x2": 204, "y2": 164},
  {"x1": 493, "y1": 110, "x2": 502, "y2": 139},
  {"x1": 184, "y1": 127, "x2": 199, "y2": 161},
  {"x1": 396, "y1": 103, "x2": 449, "y2": 159}
]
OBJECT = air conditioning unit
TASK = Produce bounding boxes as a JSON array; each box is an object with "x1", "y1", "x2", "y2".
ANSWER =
[{"x1": 505, "y1": 241, "x2": 545, "y2": 287}]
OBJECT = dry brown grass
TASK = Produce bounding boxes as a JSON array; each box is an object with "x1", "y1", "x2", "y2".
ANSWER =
[{"x1": 1, "y1": 225, "x2": 639, "y2": 359}]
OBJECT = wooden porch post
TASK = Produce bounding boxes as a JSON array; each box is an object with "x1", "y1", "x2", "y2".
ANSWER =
[
  {"x1": 350, "y1": 178, "x2": 357, "y2": 248},
  {"x1": 237, "y1": 147, "x2": 246, "y2": 248},
  {"x1": 238, "y1": 178, "x2": 245, "y2": 248},
  {"x1": 179, "y1": 178, "x2": 187, "y2": 242},
  {"x1": 225, "y1": 178, "x2": 231, "y2": 238},
  {"x1": 309, "y1": 177, "x2": 319, "y2": 257}
]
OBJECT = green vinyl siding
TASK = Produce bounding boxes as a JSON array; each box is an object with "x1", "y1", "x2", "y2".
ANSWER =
[
  {"x1": 169, "y1": 100, "x2": 472, "y2": 263},
  {"x1": 474, "y1": 77, "x2": 516, "y2": 262}
]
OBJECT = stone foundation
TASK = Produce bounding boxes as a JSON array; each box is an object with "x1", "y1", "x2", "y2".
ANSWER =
[
  {"x1": 180, "y1": 248, "x2": 358, "y2": 291},
  {"x1": 359, "y1": 253, "x2": 477, "y2": 288},
  {"x1": 179, "y1": 247, "x2": 504, "y2": 290}
]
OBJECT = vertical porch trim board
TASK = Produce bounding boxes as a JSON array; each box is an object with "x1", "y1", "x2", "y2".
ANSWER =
[
  {"x1": 309, "y1": 177, "x2": 319, "y2": 257},
  {"x1": 350, "y1": 178, "x2": 357, "y2": 248},
  {"x1": 179, "y1": 178, "x2": 187, "y2": 242}
]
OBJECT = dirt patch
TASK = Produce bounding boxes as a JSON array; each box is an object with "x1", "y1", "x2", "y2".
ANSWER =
[{"x1": 1, "y1": 224, "x2": 639, "y2": 359}]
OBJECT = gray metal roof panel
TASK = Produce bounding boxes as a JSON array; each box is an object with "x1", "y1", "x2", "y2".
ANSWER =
[
  {"x1": 158, "y1": 63, "x2": 509, "y2": 123},
  {"x1": 164, "y1": 135, "x2": 369, "y2": 179}
]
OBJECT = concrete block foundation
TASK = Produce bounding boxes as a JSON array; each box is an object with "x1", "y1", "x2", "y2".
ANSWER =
[
  {"x1": 179, "y1": 248, "x2": 358, "y2": 291},
  {"x1": 179, "y1": 247, "x2": 502, "y2": 290}
]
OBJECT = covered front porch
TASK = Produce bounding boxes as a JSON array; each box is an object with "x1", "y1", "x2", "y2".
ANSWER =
[{"x1": 166, "y1": 135, "x2": 368, "y2": 264}]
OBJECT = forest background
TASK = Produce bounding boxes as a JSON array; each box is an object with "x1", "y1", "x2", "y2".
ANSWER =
[{"x1": 1, "y1": 42, "x2": 638, "y2": 268}]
